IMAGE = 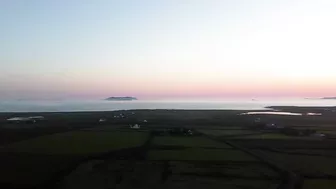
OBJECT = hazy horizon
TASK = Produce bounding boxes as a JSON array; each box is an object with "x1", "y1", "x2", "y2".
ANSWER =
[{"x1": 1, "y1": 0, "x2": 336, "y2": 100}]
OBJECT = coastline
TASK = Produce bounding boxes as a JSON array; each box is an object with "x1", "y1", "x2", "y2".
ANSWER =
[
  {"x1": 0, "y1": 106, "x2": 335, "y2": 124},
  {"x1": 0, "y1": 105, "x2": 335, "y2": 114},
  {"x1": 2, "y1": 98, "x2": 336, "y2": 112},
  {"x1": 266, "y1": 106, "x2": 336, "y2": 113}
]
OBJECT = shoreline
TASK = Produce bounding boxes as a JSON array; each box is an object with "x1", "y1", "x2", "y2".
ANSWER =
[
  {"x1": 0, "y1": 105, "x2": 335, "y2": 114},
  {"x1": 266, "y1": 106, "x2": 336, "y2": 113}
]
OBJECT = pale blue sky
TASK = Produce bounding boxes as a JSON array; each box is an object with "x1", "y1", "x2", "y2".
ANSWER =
[{"x1": 1, "y1": 0, "x2": 336, "y2": 99}]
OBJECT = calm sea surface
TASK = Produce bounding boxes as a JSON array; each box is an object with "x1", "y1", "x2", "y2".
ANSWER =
[{"x1": 0, "y1": 98, "x2": 336, "y2": 112}]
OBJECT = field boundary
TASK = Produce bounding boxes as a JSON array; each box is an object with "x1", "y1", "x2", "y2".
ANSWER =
[{"x1": 201, "y1": 134, "x2": 303, "y2": 189}]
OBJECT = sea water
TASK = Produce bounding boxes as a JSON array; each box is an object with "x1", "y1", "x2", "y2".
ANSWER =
[{"x1": 0, "y1": 98, "x2": 335, "y2": 112}]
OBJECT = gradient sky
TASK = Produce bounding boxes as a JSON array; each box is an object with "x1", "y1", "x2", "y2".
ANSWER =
[{"x1": 1, "y1": 0, "x2": 336, "y2": 100}]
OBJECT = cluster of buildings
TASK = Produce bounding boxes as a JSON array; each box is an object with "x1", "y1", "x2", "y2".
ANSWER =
[
  {"x1": 6, "y1": 116, "x2": 45, "y2": 123},
  {"x1": 152, "y1": 127, "x2": 194, "y2": 136},
  {"x1": 253, "y1": 117, "x2": 326, "y2": 138}
]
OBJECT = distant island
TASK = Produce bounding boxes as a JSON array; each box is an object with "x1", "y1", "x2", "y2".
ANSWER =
[
  {"x1": 105, "y1": 97, "x2": 137, "y2": 101},
  {"x1": 304, "y1": 97, "x2": 336, "y2": 100},
  {"x1": 321, "y1": 97, "x2": 336, "y2": 100}
]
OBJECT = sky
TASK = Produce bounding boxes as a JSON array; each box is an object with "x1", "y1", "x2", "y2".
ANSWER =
[{"x1": 1, "y1": 0, "x2": 336, "y2": 100}]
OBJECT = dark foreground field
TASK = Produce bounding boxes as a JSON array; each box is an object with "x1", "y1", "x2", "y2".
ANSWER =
[{"x1": 0, "y1": 108, "x2": 336, "y2": 189}]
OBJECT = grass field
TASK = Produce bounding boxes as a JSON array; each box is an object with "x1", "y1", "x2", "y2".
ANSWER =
[
  {"x1": 149, "y1": 148, "x2": 257, "y2": 161},
  {"x1": 303, "y1": 179, "x2": 336, "y2": 189},
  {"x1": 280, "y1": 149, "x2": 336, "y2": 157},
  {"x1": 232, "y1": 133, "x2": 319, "y2": 140},
  {"x1": 0, "y1": 154, "x2": 77, "y2": 188},
  {"x1": 152, "y1": 136, "x2": 232, "y2": 148},
  {"x1": 1, "y1": 109, "x2": 336, "y2": 188},
  {"x1": 233, "y1": 139, "x2": 336, "y2": 149},
  {"x1": 253, "y1": 150, "x2": 336, "y2": 176},
  {"x1": 165, "y1": 177, "x2": 280, "y2": 189},
  {"x1": 1, "y1": 131, "x2": 149, "y2": 155},
  {"x1": 198, "y1": 129, "x2": 258, "y2": 136},
  {"x1": 169, "y1": 161, "x2": 280, "y2": 178}
]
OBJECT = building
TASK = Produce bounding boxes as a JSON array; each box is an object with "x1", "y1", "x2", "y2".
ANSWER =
[
  {"x1": 254, "y1": 118, "x2": 261, "y2": 123},
  {"x1": 130, "y1": 124, "x2": 140, "y2": 129},
  {"x1": 312, "y1": 133, "x2": 326, "y2": 138},
  {"x1": 264, "y1": 123, "x2": 284, "y2": 129},
  {"x1": 99, "y1": 118, "x2": 107, "y2": 122},
  {"x1": 7, "y1": 116, "x2": 45, "y2": 123}
]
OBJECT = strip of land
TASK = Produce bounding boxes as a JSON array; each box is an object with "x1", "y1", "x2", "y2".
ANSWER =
[{"x1": 0, "y1": 107, "x2": 335, "y2": 189}]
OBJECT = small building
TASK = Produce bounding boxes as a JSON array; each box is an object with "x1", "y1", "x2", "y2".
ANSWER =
[
  {"x1": 265, "y1": 123, "x2": 276, "y2": 128},
  {"x1": 264, "y1": 123, "x2": 284, "y2": 130},
  {"x1": 254, "y1": 118, "x2": 261, "y2": 123},
  {"x1": 312, "y1": 133, "x2": 326, "y2": 138},
  {"x1": 143, "y1": 120, "x2": 148, "y2": 123},
  {"x1": 130, "y1": 124, "x2": 140, "y2": 129},
  {"x1": 99, "y1": 118, "x2": 107, "y2": 122}
]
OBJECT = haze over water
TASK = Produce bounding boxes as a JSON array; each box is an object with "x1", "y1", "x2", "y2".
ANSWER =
[{"x1": 1, "y1": 98, "x2": 335, "y2": 112}]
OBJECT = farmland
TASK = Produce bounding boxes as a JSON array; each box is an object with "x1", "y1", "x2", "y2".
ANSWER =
[
  {"x1": 0, "y1": 130, "x2": 149, "y2": 188},
  {"x1": 1, "y1": 131, "x2": 149, "y2": 155},
  {"x1": 0, "y1": 108, "x2": 335, "y2": 188},
  {"x1": 197, "y1": 129, "x2": 259, "y2": 136},
  {"x1": 231, "y1": 133, "x2": 319, "y2": 139},
  {"x1": 152, "y1": 136, "x2": 232, "y2": 148},
  {"x1": 303, "y1": 179, "x2": 336, "y2": 189},
  {"x1": 148, "y1": 148, "x2": 257, "y2": 161},
  {"x1": 252, "y1": 150, "x2": 336, "y2": 176}
]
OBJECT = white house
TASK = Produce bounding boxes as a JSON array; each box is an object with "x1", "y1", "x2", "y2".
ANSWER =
[
  {"x1": 130, "y1": 124, "x2": 140, "y2": 129},
  {"x1": 99, "y1": 118, "x2": 106, "y2": 122}
]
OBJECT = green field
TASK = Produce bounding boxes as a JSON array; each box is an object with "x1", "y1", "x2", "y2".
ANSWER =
[
  {"x1": 169, "y1": 161, "x2": 279, "y2": 178},
  {"x1": 303, "y1": 179, "x2": 336, "y2": 189},
  {"x1": 198, "y1": 129, "x2": 258, "y2": 136},
  {"x1": 165, "y1": 177, "x2": 280, "y2": 189},
  {"x1": 0, "y1": 154, "x2": 77, "y2": 188},
  {"x1": 1, "y1": 131, "x2": 149, "y2": 155},
  {"x1": 253, "y1": 150, "x2": 336, "y2": 176},
  {"x1": 152, "y1": 136, "x2": 232, "y2": 148},
  {"x1": 149, "y1": 148, "x2": 257, "y2": 161},
  {"x1": 280, "y1": 149, "x2": 336, "y2": 157},
  {"x1": 232, "y1": 133, "x2": 319, "y2": 140}
]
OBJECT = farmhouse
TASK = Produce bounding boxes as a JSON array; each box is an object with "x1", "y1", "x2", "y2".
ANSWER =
[{"x1": 130, "y1": 124, "x2": 140, "y2": 129}]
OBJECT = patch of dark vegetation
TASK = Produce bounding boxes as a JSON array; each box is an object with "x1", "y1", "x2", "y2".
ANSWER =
[
  {"x1": 232, "y1": 139, "x2": 336, "y2": 150},
  {"x1": 151, "y1": 145, "x2": 189, "y2": 150},
  {"x1": 260, "y1": 148, "x2": 336, "y2": 158},
  {"x1": 0, "y1": 109, "x2": 336, "y2": 189},
  {"x1": 179, "y1": 172, "x2": 277, "y2": 180},
  {"x1": 151, "y1": 144, "x2": 236, "y2": 150}
]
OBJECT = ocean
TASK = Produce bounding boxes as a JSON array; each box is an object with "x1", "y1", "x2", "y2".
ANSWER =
[{"x1": 0, "y1": 98, "x2": 335, "y2": 112}]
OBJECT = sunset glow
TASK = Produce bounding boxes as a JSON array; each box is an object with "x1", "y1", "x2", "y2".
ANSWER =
[{"x1": 1, "y1": 0, "x2": 336, "y2": 100}]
